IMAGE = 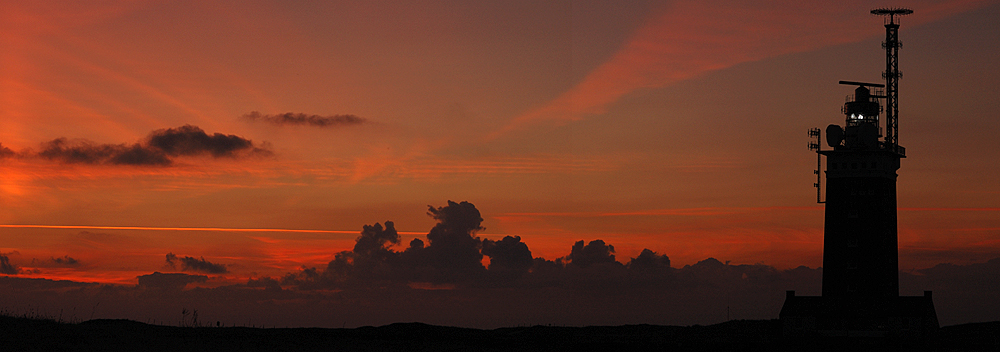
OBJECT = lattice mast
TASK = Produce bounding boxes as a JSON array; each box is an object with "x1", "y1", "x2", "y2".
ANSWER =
[{"x1": 872, "y1": 8, "x2": 912, "y2": 153}]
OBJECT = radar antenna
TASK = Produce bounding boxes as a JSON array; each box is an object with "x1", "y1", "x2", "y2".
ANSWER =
[{"x1": 871, "y1": 8, "x2": 912, "y2": 155}]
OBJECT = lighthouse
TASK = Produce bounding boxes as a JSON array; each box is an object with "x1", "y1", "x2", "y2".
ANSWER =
[
  {"x1": 779, "y1": 8, "x2": 938, "y2": 347},
  {"x1": 821, "y1": 81, "x2": 901, "y2": 301}
]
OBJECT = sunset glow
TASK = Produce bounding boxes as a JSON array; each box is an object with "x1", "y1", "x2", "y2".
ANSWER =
[{"x1": 2, "y1": 0, "x2": 999, "y2": 328}]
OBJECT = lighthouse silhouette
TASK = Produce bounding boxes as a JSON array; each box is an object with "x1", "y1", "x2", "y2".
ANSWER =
[{"x1": 779, "y1": 8, "x2": 939, "y2": 348}]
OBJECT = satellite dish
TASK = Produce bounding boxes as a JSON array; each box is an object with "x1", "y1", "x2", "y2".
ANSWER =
[{"x1": 826, "y1": 125, "x2": 844, "y2": 147}]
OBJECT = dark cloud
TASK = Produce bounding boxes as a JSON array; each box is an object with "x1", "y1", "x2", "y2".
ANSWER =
[
  {"x1": 564, "y1": 239, "x2": 617, "y2": 268},
  {"x1": 420, "y1": 201, "x2": 486, "y2": 276},
  {"x1": 0, "y1": 254, "x2": 18, "y2": 275},
  {"x1": 146, "y1": 125, "x2": 266, "y2": 158},
  {"x1": 246, "y1": 277, "x2": 283, "y2": 292},
  {"x1": 0, "y1": 143, "x2": 14, "y2": 159},
  {"x1": 137, "y1": 272, "x2": 208, "y2": 290},
  {"x1": 38, "y1": 138, "x2": 171, "y2": 166},
  {"x1": 282, "y1": 201, "x2": 490, "y2": 289},
  {"x1": 627, "y1": 249, "x2": 671, "y2": 271},
  {"x1": 353, "y1": 221, "x2": 400, "y2": 256},
  {"x1": 31, "y1": 256, "x2": 81, "y2": 267},
  {"x1": 242, "y1": 111, "x2": 366, "y2": 127},
  {"x1": 165, "y1": 253, "x2": 228, "y2": 274},
  {"x1": 34, "y1": 125, "x2": 268, "y2": 166},
  {"x1": 482, "y1": 236, "x2": 533, "y2": 276}
]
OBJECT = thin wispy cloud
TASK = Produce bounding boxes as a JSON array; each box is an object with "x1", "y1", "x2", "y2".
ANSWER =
[{"x1": 493, "y1": 0, "x2": 990, "y2": 137}]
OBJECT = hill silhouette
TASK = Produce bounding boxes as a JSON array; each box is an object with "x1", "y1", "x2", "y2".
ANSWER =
[{"x1": 1, "y1": 314, "x2": 997, "y2": 351}]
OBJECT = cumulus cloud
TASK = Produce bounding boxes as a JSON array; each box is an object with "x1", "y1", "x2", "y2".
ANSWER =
[
  {"x1": 564, "y1": 239, "x2": 617, "y2": 268},
  {"x1": 353, "y1": 221, "x2": 401, "y2": 256},
  {"x1": 137, "y1": 272, "x2": 208, "y2": 290},
  {"x1": 166, "y1": 253, "x2": 228, "y2": 274},
  {"x1": 419, "y1": 201, "x2": 486, "y2": 276},
  {"x1": 242, "y1": 111, "x2": 366, "y2": 127},
  {"x1": 627, "y1": 249, "x2": 671, "y2": 271},
  {"x1": 35, "y1": 125, "x2": 268, "y2": 166},
  {"x1": 0, "y1": 254, "x2": 19, "y2": 275},
  {"x1": 282, "y1": 201, "x2": 491, "y2": 288},
  {"x1": 0, "y1": 143, "x2": 14, "y2": 159},
  {"x1": 481, "y1": 236, "x2": 533, "y2": 276},
  {"x1": 280, "y1": 201, "x2": 684, "y2": 292}
]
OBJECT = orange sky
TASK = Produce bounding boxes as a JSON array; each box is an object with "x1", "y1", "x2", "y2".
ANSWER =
[{"x1": 2, "y1": 0, "x2": 1000, "y2": 306}]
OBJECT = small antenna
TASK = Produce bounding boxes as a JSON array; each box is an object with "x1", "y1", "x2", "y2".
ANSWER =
[
  {"x1": 871, "y1": 8, "x2": 913, "y2": 24},
  {"x1": 808, "y1": 128, "x2": 824, "y2": 203}
]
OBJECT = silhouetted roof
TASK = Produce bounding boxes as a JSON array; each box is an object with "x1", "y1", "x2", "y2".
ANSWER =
[{"x1": 780, "y1": 295, "x2": 937, "y2": 319}]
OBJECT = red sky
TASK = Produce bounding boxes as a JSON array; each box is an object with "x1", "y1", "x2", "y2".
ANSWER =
[{"x1": 1, "y1": 0, "x2": 999, "y2": 327}]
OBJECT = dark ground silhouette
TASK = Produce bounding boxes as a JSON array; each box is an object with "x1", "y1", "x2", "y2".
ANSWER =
[{"x1": 1, "y1": 315, "x2": 996, "y2": 351}]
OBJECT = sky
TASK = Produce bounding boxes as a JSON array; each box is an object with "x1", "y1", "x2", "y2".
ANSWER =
[{"x1": 1, "y1": 0, "x2": 999, "y2": 328}]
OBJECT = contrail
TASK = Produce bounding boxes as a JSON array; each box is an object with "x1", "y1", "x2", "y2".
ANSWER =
[{"x1": 0, "y1": 224, "x2": 427, "y2": 235}]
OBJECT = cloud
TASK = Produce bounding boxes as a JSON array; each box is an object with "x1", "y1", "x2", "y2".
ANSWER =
[
  {"x1": 627, "y1": 249, "x2": 671, "y2": 271},
  {"x1": 165, "y1": 253, "x2": 228, "y2": 274},
  {"x1": 39, "y1": 138, "x2": 171, "y2": 165},
  {"x1": 241, "y1": 201, "x2": 996, "y2": 326},
  {"x1": 352, "y1": 221, "x2": 401, "y2": 256},
  {"x1": 146, "y1": 125, "x2": 266, "y2": 158},
  {"x1": 30, "y1": 256, "x2": 81, "y2": 267},
  {"x1": 246, "y1": 276, "x2": 282, "y2": 291},
  {"x1": 34, "y1": 125, "x2": 269, "y2": 166},
  {"x1": 282, "y1": 201, "x2": 490, "y2": 288},
  {"x1": 0, "y1": 143, "x2": 14, "y2": 159},
  {"x1": 563, "y1": 239, "x2": 618, "y2": 269},
  {"x1": 0, "y1": 254, "x2": 19, "y2": 275},
  {"x1": 493, "y1": 0, "x2": 990, "y2": 137},
  {"x1": 242, "y1": 111, "x2": 366, "y2": 127},
  {"x1": 137, "y1": 272, "x2": 208, "y2": 290},
  {"x1": 481, "y1": 236, "x2": 533, "y2": 276},
  {"x1": 419, "y1": 201, "x2": 486, "y2": 277}
]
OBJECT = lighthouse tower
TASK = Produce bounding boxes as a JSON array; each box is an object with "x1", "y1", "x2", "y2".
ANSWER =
[
  {"x1": 780, "y1": 8, "x2": 938, "y2": 347},
  {"x1": 821, "y1": 81, "x2": 901, "y2": 301}
]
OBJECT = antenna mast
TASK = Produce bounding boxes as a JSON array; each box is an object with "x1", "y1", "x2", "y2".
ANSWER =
[{"x1": 871, "y1": 8, "x2": 912, "y2": 154}]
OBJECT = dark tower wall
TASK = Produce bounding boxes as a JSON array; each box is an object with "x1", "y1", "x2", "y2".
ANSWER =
[{"x1": 820, "y1": 149, "x2": 900, "y2": 299}]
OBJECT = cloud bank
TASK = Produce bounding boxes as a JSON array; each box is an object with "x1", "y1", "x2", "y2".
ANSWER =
[
  {"x1": 242, "y1": 111, "x2": 366, "y2": 127},
  {"x1": 0, "y1": 201, "x2": 996, "y2": 328},
  {"x1": 277, "y1": 201, "x2": 806, "y2": 295}
]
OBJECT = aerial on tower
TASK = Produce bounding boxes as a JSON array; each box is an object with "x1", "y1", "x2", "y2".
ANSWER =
[
  {"x1": 809, "y1": 8, "x2": 912, "y2": 203},
  {"x1": 871, "y1": 7, "x2": 912, "y2": 155}
]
